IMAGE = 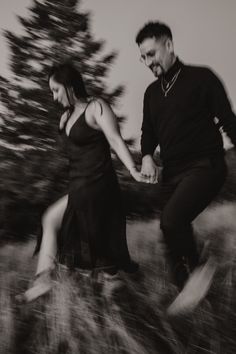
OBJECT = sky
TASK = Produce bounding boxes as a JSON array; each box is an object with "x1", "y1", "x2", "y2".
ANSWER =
[{"x1": 0, "y1": 0, "x2": 236, "y2": 146}]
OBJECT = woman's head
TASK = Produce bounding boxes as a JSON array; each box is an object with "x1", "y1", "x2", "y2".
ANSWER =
[{"x1": 48, "y1": 62, "x2": 88, "y2": 108}]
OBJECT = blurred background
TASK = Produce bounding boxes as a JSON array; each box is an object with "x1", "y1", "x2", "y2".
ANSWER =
[
  {"x1": 0, "y1": 1, "x2": 236, "y2": 353},
  {"x1": 0, "y1": 0, "x2": 236, "y2": 240}
]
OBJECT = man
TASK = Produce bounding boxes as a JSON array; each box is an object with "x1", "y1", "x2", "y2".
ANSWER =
[{"x1": 135, "y1": 21, "x2": 236, "y2": 314}]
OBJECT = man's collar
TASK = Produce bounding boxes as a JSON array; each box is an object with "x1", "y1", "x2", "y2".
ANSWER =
[{"x1": 163, "y1": 57, "x2": 183, "y2": 81}]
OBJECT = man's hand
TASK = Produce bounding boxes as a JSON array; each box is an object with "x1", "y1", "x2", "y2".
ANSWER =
[
  {"x1": 129, "y1": 167, "x2": 149, "y2": 183},
  {"x1": 141, "y1": 155, "x2": 158, "y2": 183}
]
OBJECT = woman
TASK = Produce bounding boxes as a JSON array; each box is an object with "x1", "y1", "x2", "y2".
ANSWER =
[{"x1": 17, "y1": 62, "x2": 147, "y2": 303}]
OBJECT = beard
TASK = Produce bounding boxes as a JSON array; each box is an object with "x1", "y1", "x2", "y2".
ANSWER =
[{"x1": 150, "y1": 63, "x2": 164, "y2": 78}]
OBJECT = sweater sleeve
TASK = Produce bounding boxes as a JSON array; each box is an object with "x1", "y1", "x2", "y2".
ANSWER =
[
  {"x1": 141, "y1": 88, "x2": 158, "y2": 157},
  {"x1": 208, "y1": 69, "x2": 236, "y2": 146}
]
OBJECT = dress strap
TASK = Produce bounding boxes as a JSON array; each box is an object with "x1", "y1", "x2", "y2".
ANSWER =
[
  {"x1": 58, "y1": 108, "x2": 72, "y2": 134},
  {"x1": 58, "y1": 98, "x2": 103, "y2": 134},
  {"x1": 85, "y1": 97, "x2": 103, "y2": 116}
]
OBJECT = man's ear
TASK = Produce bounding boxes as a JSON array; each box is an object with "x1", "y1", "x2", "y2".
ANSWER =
[{"x1": 166, "y1": 38, "x2": 174, "y2": 54}]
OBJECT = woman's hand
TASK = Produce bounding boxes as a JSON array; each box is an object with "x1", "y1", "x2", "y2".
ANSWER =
[
  {"x1": 88, "y1": 99, "x2": 158, "y2": 183},
  {"x1": 129, "y1": 166, "x2": 157, "y2": 183},
  {"x1": 141, "y1": 155, "x2": 159, "y2": 183}
]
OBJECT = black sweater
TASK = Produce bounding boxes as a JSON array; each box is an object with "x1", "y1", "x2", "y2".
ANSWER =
[{"x1": 141, "y1": 58, "x2": 236, "y2": 167}]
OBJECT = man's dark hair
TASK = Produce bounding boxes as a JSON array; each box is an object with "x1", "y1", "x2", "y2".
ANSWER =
[{"x1": 135, "y1": 21, "x2": 172, "y2": 45}]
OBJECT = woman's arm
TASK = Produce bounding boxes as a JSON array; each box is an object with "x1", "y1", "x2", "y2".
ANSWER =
[{"x1": 88, "y1": 99, "x2": 146, "y2": 182}]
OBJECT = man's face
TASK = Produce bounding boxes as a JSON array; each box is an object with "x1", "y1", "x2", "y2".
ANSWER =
[{"x1": 139, "y1": 37, "x2": 173, "y2": 77}]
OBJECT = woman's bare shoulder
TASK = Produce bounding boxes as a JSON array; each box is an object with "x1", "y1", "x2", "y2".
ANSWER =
[{"x1": 87, "y1": 97, "x2": 112, "y2": 119}]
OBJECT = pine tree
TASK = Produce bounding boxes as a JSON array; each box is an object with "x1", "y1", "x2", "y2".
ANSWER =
[
  {"x1": 0, "y1": 0, "x2": 124, "y2": 150},
  {"x1": 0, "y1": 0, "x2": 127, "y2": 238}
]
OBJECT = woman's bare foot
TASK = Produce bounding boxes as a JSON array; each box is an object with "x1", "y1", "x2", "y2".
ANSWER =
[{"x1": 16, "y1": 270, "x2": 53, "y2": 304}]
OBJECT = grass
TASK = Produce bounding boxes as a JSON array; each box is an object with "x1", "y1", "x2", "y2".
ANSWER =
[{"x1": 1, "y1": 201, "x2": 236, "y2": 354}]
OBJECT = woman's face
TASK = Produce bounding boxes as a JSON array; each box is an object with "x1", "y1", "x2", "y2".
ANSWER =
[{"x1": 49, "y1": 76, "x2": 69, "y2": 107}]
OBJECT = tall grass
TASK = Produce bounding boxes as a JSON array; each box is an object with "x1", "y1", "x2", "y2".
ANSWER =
[{"x1": 1, "y1": 201, "x2": 236, "y2": 353}]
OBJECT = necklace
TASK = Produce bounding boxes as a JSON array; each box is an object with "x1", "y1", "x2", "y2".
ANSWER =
[{"x1": 161, "y1": 68, "x2": 182, "y2": 97}]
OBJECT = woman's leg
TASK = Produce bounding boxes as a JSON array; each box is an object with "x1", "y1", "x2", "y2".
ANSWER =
[
  {"x1": 16, "y1": 195, "x2": 68, "y2": 303},
  {"x1": 36, "y1": 194, "x2": 68, "y2": 275}
]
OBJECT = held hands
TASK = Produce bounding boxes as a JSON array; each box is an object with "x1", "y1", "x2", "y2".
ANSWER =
[
  {"x1": 129, "y1": 158, "x2": 158, "y2": 184},
  {"x1": 140, "y1": 155, "x2": 158, "y2": 184},
  {"x1": 129, "y1": 166, "x2": 149, "y2": 183}
]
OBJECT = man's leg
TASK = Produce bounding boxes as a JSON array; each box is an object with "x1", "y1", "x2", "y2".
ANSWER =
[{"x1": 160, "y1": 157, "x2": 227, "y2": 289}]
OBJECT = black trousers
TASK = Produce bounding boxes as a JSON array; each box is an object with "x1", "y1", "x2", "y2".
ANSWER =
[{"x1": 159, "y1": 155, "x2": 227, "y2": 288}]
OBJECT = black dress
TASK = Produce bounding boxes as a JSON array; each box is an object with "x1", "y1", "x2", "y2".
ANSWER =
[{"x1": 57, "y1": 105, "x2": 136, "y2": 273}]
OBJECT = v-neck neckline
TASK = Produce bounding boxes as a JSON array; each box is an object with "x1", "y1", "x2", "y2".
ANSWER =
[
  {"x1": 65, "y1": 110, "x2": 84, "y2": 137},
  {"x1": 65, "y1": 104, "x2": 89, "y2": 137}
]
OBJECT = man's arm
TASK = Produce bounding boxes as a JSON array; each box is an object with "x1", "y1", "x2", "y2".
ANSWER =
[
  {"x1": 141, "y1": 88, "x2": 158, "y2": 157},
  {"x1": 208, "y1": 70, "x2": 236, "y2": 146},
  {"x1": 141, "y1": 88, "x2": 159, "y2": 182}
]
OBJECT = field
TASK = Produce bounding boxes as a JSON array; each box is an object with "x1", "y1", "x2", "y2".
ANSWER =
[{"x1": 1, "y1": 201, "x2": 236, "y2": 354}]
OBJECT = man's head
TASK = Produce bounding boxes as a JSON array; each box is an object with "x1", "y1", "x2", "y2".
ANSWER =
[{"x1": 136, "y1": 21, "x2": 175, "y2": 77}]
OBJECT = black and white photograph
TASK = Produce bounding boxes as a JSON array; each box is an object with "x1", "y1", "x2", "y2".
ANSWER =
[{"x1": 0, "y1": 1, "x2": 236, "y2": 353}]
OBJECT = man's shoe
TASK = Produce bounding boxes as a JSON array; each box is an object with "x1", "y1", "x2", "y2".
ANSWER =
[{"x1": 167, "y1": 257, "x2": 217, "y2": 315}]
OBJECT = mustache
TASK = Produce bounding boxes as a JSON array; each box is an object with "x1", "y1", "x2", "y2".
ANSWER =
[
  {"x1": 150, "y1": 64, "x2": 164, "y2": 77},
  {"x1": 150, "y1": 63, "x2": 161, "y2": 70}
]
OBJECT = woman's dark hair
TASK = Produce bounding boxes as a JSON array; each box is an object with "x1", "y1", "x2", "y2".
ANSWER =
[
  {"x1": 136, "y1": 21, "x2": 172, "y2": 45},
  {"x1": 48, "y1": 62, "x2": 88, "y2": 100}
]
